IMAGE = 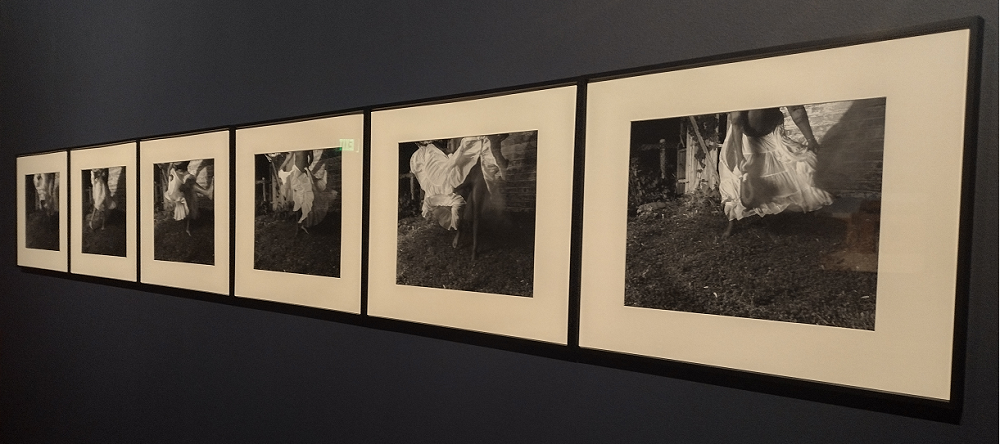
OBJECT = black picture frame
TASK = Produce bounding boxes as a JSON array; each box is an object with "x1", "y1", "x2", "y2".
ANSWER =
[
  {"x1": 577, "y1": 20, "x2": 981, "y2": 417},
  {"x1": 10, "y1": 16, "x2": 982, "y2": 422},
  {"x1": 367, "y1": 86, "x2": 579, "y2": 344}
]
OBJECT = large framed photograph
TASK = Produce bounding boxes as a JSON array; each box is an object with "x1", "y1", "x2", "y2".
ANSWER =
[
  {"x1": 17, "y1": 151, "x2": 68, "y2": 272},
  {"x1": 140, "y1": 131, "x2": 230, "y2": 294},
  {"x1": 70, "y1": 142, "x2": 137, "y2": 281},
  {"x1": 579, "y1": 28, "x2": 976, "y2": 401},
  {"x1": 235, "y1": 114, "x2": 364, "y2": 312},
  {"x1": 369, "y1": 86, "x2": 577, "y2": 344}
]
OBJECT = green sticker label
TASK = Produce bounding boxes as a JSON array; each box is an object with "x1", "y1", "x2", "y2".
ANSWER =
[{"x1": 339, "y1": 139, "x2": 355, "y2": 152}]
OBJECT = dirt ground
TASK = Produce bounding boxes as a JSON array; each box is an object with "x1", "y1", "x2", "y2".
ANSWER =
[
  {"x1": 396, "y1": 212, "x2": 535, "y2": 297},
  {"x1": 625, "y1": 194, "x2": 877, "y2": 330},
  {"x1": 253, "y1": 212, "x2": 341, "y2": 277},
  {"x1": 153, "y1": 209, "x2": 215, "y2": 265},
  {"x1": 81, "y1": 203, "x2": 127, "y2": 257},
  {"x1": 25, "y1": 211, "x2": 60, "y2": 251}
]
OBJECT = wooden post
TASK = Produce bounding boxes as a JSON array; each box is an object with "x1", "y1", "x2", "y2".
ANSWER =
[{"x1": 658, "y1": 139, "x2": 667, "y2": 180}]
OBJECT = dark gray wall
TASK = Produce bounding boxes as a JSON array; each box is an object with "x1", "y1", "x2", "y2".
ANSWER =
[{"x1": 1, "y1": 1, "x2": 996, "y2": 442}]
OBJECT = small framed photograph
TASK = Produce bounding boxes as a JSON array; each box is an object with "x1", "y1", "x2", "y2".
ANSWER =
[
  {"x1": 70, "y1": 142, "x2": 137, "y2": 281},
  {"x1": 234, "y1": 114, "x2": 364, "y2": 312},
  {"x1": 140, "y1": 131, "x2": 230, "y2": 294},
  {"x1": 17, "y1": 151, "x2": 68, "y2": 271},
  {"x1": 369, "y1": 86, "x2": 577, "y2": 344},
  {"x1": 580, "y1": 27, "x2": 977, "y2": 401}
]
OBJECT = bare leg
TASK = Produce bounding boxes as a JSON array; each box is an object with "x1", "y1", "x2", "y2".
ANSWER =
[
  {"x1": 722, "y1": 219, "x2": 735, "y2": 238},
  {"x1": 185, "y1": 218, "x2": 191, "y2": 236},
  {"x1": 471, "y1": 209, "x2": 479, "y2": 261}
]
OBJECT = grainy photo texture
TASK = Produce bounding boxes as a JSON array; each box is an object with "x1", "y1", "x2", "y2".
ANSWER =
[
  {"x1": 625, "y1": 98, "x2": 885, "y2": 330},
  {"x1": 153, "y1": 159, "x2": 215, "y2": 265},
  {"x1": 81, "y1": 167, "x2": 127, "y2": 256},
  {"x1": 253, "y1": 148, "x2": 342, "y2": 277},
  {"x1": 24, "y1": 172, "x2": 60, "y2": 250},
  {"x1": 397, "y1": 131, "x2": 537, "y2": 296}
]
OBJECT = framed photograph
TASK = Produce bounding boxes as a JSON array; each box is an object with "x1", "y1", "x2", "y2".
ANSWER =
[
  {"x1": 140, "y1": 131, "x2": 230, "y2": 294},
  {"x1": 17, "y1": 151, "x2": 68, "y2": 272},
  {"x1": 369, "y1": 86, "x2": 577, "y2": 344},
  {"x1": 579, "y1": 27, "x2": 977, "y2": 401},
  {"x1": 70, "y1": 142, "x2": 137, "y2": 281},
  {"x1": 234, "y1": 114, "x2": 364, "y2": 313}
]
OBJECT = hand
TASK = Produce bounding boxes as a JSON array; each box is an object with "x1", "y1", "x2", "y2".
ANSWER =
[{"x1": 807, "y1": 137, "x2": 821, "y2": 152}]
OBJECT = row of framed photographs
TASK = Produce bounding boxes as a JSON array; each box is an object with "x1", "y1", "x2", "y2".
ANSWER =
[{"x1": 16, "y1": 23, "x2": 980, "y2": 415}]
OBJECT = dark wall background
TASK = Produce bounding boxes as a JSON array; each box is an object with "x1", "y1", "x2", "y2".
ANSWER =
[{"x1": 1, "y1": 1, "x2": 996, "y2": 442}]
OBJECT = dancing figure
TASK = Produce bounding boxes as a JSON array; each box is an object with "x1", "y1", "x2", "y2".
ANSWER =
[
  {"x1": 719, "y1": 106, "x2": 832, "y2": 236},
  {"x1": 89, "y1": 168, "x2": 117, "y2": 230},
  {"x1": 164, "y1": 161, "x2": 214, "y2": 235},
  {"x1": 274, "y1": 150, "x2": 338, "y2": 234}
]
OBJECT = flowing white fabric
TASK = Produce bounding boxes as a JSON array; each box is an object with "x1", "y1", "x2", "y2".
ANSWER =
[
  {"x1": 719, "y1": 118, "x2": 832, "y2": 221},
  {"x1": 409, "y1": 136, "x2": 504, "y2": 230},
  {"x1": 33, "y1": 172, "x2": 59, "y2": 215},
  {"x1": 91, "y1": 170, "x2": 116, "y2": 212},
  {"x1": 275, "y1": 151, "x2": 338, "y2": 228},
  {"x1": 165, "y1": 168, "x2": 196, "y2": 221}
]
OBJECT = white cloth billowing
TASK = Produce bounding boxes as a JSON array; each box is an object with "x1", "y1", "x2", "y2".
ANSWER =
[
  {"x1": 91, "y1": 169, "x2": 116, "y2": 212},
  {"x1": 409, "y1": 136, "x2": 504, "y2": 230},
  {"x1": 165, "y1": 168, "x2": 196, "y2": 221},
  {"x1": 275, "y1": 150, "x2": 338, "y2": 227},
  {"x1": 719, "y1": 116, "x2": 832, "y2": 221}
]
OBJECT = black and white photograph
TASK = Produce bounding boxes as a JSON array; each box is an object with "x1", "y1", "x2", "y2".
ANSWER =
[
  {"x1": 580, "y1": 28, "x2": 974, "y2": 400},
  {"x1": 253, "y1": 148, "x2": 342, "y2": 277},
  {"x1": 625, "y1": 98, "x2": 885, "y2": 330},
  {"x1": 368, "y1": 86, "x2": 576, "y2": 344},
  {"x1": 79, "y1": 167, "x2": 127, "y2": 256},
  {"x1": 140, "y1": 131, "x2": 229, "y2": 294},
  {"x1": 18, "y1": 151, "x2": 68, "y2": 271},
  {"x1": 152, "y1": 159, "x2": 216, "y2": 265},
  {"x1": 24, "y1": 172, "x2": 61, "y2": 251},
  {"x1": 70, "y1": 142, "x2": 138, "y2": 281},
  {"x1": 397, "y1": 131, "x2": 537, "y2": 297},
  {"x1": 235, "y1": 114, "x2": 363, "y2": 311}
]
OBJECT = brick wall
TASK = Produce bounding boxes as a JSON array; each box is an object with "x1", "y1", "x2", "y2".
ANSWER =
[{"x1": 497, "y1": 131, "x2": 537, "y2": 213}]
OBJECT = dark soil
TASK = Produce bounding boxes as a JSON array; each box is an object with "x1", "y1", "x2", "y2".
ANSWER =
[
  {"x1": 626, "y1": 195, "x2": 877, "y2": 330},
  {"x1": 396, "y1": 212, "x2": 534, "y2": 297},
  {"x1": 153, "y1": 209, "x2": 215, "y2": 265},
  {"x1": 253, "y1": 212, "x2": 341, "y2": 277},
  {"x1": 81, "y1": 204, "x2": 127, "y2": 257},
  {"x1": 25, "y1": 211, "x2": 60, "y2": 251}
]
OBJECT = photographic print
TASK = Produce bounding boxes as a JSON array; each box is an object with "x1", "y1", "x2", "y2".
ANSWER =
[
  {"x1": 254, "y1": 148, "x2": 341, "y2": 277},
  {"x1": 80, "y1": 167, "x2": 127, "y2": 256},
  {"x1": 625, "y1": 98, "x2": 885, "y2": 330},
  {"x1": 397, "y1": 131, "x2": 536, "y2": 296},
  {"x1": 368, "y1": 86, "x2": 576, "y2": 343},
  {"x1": 140, "y1": 131, "x2": 229, "y2": 294},
  {"x1": 235, "y1": 114, "x2": 364, "y2": 313},
  {"x1": 579, "y1": 28, "x2": 976, "y2": 400},
  {"x1": 70, "y1": 142, "x2": 138, "y2": 281},
  {"x1": 152, "y1": 159, "x2": 216, "y2": 265},
  {"x1": 24, "y1": 172, "x2": 61, "y2": 251},
  {"x1": 17, "y1": 151, "x2": 68, "y2": 271}
]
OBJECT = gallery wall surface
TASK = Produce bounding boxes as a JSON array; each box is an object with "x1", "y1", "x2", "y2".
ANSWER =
[{"x1": 1, "y1": 1, "x2": 996, "y2": 442}]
